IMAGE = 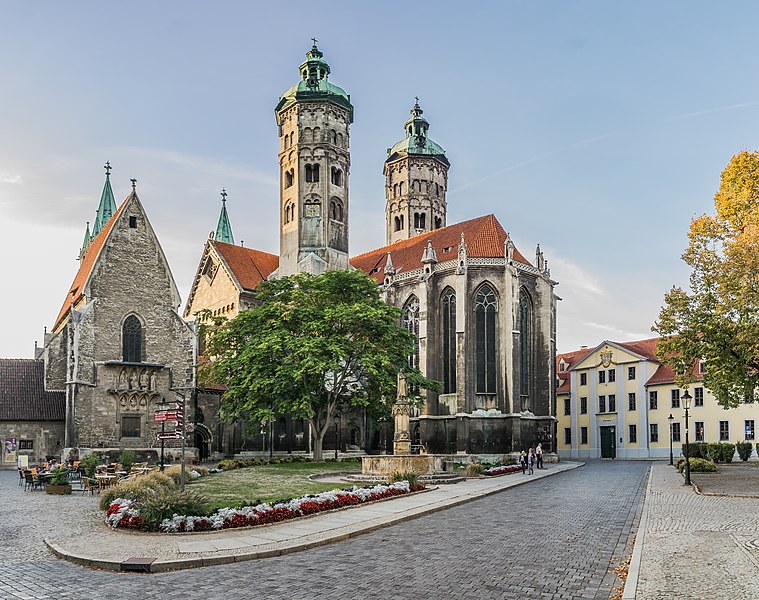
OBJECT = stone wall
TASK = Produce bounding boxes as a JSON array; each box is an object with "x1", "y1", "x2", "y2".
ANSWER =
[{"x1": 0, "y1": 421, "x2": 65, "y2": 465}]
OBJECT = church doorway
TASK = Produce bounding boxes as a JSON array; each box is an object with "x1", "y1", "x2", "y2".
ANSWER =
[{"x1": 194, "y1": 424, "x2": 213, "y2": 462}]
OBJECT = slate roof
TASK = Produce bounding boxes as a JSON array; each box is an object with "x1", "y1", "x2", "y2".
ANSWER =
[
  {"x1": 350, "y1": 214, "x2": 531, "y2": 282},
  {"x1": 0, "y1": 359, "x2": 65, "y2": 421},
  {"x1": 214, "y1": 241, "x2": 279, "y2": 291},
  {"x1": 53, "y1": 200, "x2": 125, "y2": 332}
]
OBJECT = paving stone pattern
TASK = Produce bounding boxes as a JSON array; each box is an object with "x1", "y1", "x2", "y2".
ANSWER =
[
  {"x1": 634, "y1": 464, "x2": 759, "y2": 599},
  {"x1": 0, "y1": 461, "x2": 648, "y2": 600}
]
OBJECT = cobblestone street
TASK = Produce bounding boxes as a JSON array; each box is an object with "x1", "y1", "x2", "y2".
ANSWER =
[{"x1": 0, "y1": 461, "x2": 648, "y2": 600}]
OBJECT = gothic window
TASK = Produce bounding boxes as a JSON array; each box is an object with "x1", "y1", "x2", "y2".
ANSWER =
[
  {"x1": 518, "y1": 289, "x2": 534, "y2": 399},
  {"x1": 305, "y1": 163, "x2": 320, "y2": 183},
  {"x1": 284, "y1": 169, "x2": 294, "y2": 188},
  {"x1": 414, "y1": 213, "x2": 426, "y2": 229},
  {"x1": 475, "y1": 284, "x2": 497, "y2": 395},
  {"x1": 329, "y1": 198, "x2": 343, "y2": 222},
  {"x1": 331, "y1": 167, "x2": 343, "y2": 186},
  {"x1": 402, "y1": 296, "x2": 420, "y2": 374},
  {"x1": 441, "y1": 288, "x2": 456, "y2": 394},
  {"x1": 122, "y1": 315, "x2": 142, "y2": 363}
]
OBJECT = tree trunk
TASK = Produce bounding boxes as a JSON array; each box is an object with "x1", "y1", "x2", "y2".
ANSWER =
[{"x1": 312, "y1": 428, "x2": 328, "y2": 462}]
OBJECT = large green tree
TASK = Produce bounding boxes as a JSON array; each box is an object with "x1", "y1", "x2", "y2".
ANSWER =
[
  {"x1": 654, "y1": 150, "x2": 759, "y2": 407},
  {"x1": 201, "y1": 269, "x2": 437, "y2": 461}
]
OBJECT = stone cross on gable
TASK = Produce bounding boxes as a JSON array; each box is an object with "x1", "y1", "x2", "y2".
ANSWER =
[
  {"x1": 104, "y1": 161, "x2": 111, "y2": 176},
  {"x1": 221, "y1": 188, "x2": 227, "y2": 203},
  {"x1": 131, "y1": 178, "x2": 137, "y2": 191}
]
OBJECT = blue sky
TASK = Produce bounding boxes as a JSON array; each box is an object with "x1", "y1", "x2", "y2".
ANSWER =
[{"x1": 2, "y1": 1, "x2": 759, "y2": 357}]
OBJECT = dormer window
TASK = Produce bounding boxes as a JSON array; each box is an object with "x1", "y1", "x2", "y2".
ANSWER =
[{"x1": 559, "y1": 360, "x2": 568, "y2": 373}]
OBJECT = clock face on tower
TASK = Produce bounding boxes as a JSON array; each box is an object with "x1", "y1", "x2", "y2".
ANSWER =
[{"x1": 304, "y1": 202, "x2": 321, "y2": 218}]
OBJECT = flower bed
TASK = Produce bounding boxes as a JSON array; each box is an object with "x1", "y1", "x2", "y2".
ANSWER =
[
  {"x1": 104, "y1": 481, "x2": 423, "y2": 532},
  {"x1": 483, "y1": 464, "x2": 522, "y2": 476}
]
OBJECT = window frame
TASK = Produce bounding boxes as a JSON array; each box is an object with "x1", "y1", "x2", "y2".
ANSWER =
[
  {"x1": 121, "y1": 415, "x2": 142, "y2": 439},
  {"x1": 628, "y1": 366, "x2": 636, "y2": 380},
  {"x1": 629, "y1": 424, "x2": 637, "y2": 444},
  {"x1": 719, "y1": 420, "x2": 730, "y2": 441},
  {"x1": 649, "y1": 423, "x2": 659, "y2": 443},
  {"x1": 628, "y1": 392, "x2": 636, "y2": 411}
]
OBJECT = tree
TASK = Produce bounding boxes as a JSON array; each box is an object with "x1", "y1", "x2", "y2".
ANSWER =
[
  {"x1": 654, "y1": 150, "x2": 759, "y2": 408},
  {"x1": 201, "y1": 269, "x2": 438, "y2": 461}
]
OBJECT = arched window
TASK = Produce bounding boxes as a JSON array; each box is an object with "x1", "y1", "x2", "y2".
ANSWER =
[
  {"x1": 434, "y1": 216, "x2": 443, "y2": 229},
  {"x1": 331, "y1": 167, "x2": 342, "y2": 186},
  {"x1": 338, "y1": 133, "x2": 344, "y2": 147},
  {"x1": 284, "y1": 169, "x2": 294, "y2": 188},
  {"x1": 441, "y1": 288, "x2": 456, "y2": 394},
  {"x1": 284, "y1": 202, "x2": 295, "y2": 224},
  {"x1": 402, "y1": 296, "x2": 420, "y2": 374},
  {"x1": 329, "y1": 130, "x2": 337, "y2": 144},
  {"x1": 123, "y1": 315, "x2": 142, "y2": 363},
  {"x1": 475, "y1": 285, "x2": 497, "y2": 394},
  {"x1": 330, "y1": 199, "x2": 343, "y2": 222},
  {"x1": 414, "y1": 213, "x2": 426, "y2": 229},
  {"x1": 393, "y1": 184, "x2": 398, "y2": 198},
  {"x1": 518, "y1": 289, "x2": 534, "y2": 400}
]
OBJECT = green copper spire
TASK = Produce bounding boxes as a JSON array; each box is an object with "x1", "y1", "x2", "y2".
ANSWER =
[
  {"x1": 215, "y1": 188, "x2": 235, "y2": 244},
  {"x1": 79, "y1": 221, "x2": 91, "y2": 259},
  {"x1": 386, "y1": 99, "x2": 449, "y2": 166},
  {"x1": 92, "y1": 161, "x2": 116, "y2": 237},
  {"x1": 276, "y1": 41, "x2": 354, "y2": 123}
]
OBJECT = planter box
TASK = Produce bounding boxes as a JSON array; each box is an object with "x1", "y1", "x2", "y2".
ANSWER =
[{"x1": 46, "y1": 484, "x2": 72, "y2": 495}]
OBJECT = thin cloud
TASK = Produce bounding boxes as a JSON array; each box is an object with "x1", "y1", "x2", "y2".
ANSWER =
[
  {"x1": 0, "y1": 173, "x2": 22, "y2": 185},
  {"x1": 548, "y1": 254, "x2": 604, "y2": 297},
  {"x1": 667, "y1": 100, "x2": 759, "y2": 122},
  {"x1": 450, "y1": 132, "x2": 618, "y2": 195},
  {"x1": 116, "y1": 147, "x2": 278, "y2": 187}
]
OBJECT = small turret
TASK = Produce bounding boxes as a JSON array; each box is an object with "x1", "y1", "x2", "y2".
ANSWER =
[
  {"x1": 79, "y1": 221, "x2": 91, "y2": 261},
  {"x1": 92, "y1": 162, "x2": 116, "y2": 237},
  {"x1": 215, "y1": 189, "x2": 235, "y2": 244}
]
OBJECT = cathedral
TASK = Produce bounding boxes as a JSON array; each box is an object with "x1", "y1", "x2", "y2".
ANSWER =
[
  {"x1": 0, "y1": 43, "x2": 558, "y2": 466},
  {"x1": 184, "y1": 43, "x2": 559, "y2": 458}
]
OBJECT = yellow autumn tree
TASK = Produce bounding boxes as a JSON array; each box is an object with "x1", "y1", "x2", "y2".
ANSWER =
[{"x1": 654, "y1": 150, "x2": 759, "y2": 408}]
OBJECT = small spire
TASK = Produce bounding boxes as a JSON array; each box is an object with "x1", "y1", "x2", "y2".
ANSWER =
[
  {"x1": 384, "y1": 252, "x2": 395, "y2": 274},
  {"x1": 215, "y1": 188, "x2": 235, "y2": 244},
  {"x1": 79, "y1": 221, "x2": 91, "y2": 260},
  {"x1": 92, "y1": 162, "x2": 117, "y2": 237}
]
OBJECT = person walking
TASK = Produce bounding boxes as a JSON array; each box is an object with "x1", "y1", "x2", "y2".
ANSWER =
[
  {"x1": 519, "y1": 450, "x2": 527, "y2": 474},
  {"x1": 536, "y1": 443, "x2": 544, "y2": 469},
  {"x1": 527, "y1": 448, "x2": 535, "y2": 474}
]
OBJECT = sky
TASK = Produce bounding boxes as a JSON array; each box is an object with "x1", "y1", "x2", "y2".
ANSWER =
[{"x1": 2, "y1": 1, "x2": 759, "y2": 358}]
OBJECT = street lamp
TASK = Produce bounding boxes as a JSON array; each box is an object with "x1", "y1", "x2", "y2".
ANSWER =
[
  {"x1": 668, "y1": 414, "x2": 674, "y2": 466},
  {"x1": 682, "y1": 390, "x2": 692, "y2": 486},
  {"x1": 334, "y1": 415, "x2": 340, "y2": 461}
]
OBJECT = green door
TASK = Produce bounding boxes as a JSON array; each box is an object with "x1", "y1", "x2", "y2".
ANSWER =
[{"x1": 600, "y1": 426, "x2": 616, "y2": 459}]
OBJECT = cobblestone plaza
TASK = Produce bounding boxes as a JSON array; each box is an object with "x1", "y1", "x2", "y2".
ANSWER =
[{"x1": 0, "y1": 462, "x2": 649, "y2": 599}]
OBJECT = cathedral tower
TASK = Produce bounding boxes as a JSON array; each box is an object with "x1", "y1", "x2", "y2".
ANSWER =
[
  {"x1": 384, "y1": 100, "x2": 449, "y2": 245},
  {"x1": 274, "y1": 42, "x2": 353, "y2": 277}
]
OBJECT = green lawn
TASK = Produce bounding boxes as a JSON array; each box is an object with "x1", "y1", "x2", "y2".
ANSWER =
[{"x1": 189, "y1": 461, "x2": 362, "y2": 512}]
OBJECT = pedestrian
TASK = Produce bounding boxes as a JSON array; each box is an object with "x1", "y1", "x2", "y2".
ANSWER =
[
  {"x1": 519, "y1": 450, "x2": 527, "y2": 474},
  {"x1": 528, "y1": 448, "x2": 535, "y2": 474},
  {"x1": 536, "y1": 443, "x2": 544, "y2": 469}
]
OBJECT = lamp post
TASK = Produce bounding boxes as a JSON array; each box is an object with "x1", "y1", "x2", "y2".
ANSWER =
[
  {"x1": 668, "y1": 414, "x2": 674, "y2": 466},
  {"x1": 682, "y1": 390, "x2": 692, "y2": 486},
  {"x1": 334, "y1": 415, "x2": 340, "y2": 461}
]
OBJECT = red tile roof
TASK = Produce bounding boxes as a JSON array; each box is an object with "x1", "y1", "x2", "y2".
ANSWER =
[
  {"x1": 214, "y1": 241, "x2": 279, "y2": 291},
  {"x1": 350, "y1": 214, "x2": 531, "y2": 282},
  {"x1": 0, "y1": 359, "x2": 65, "y2": 421},
  {"x1": 556, "y1": 347, "x2": 594, "y2": 393},
  {"x1": 646, "y1": 360, "x2": 703, "y2": 386},
  {"x1": 53, "y1": 202, "x2": 126, "y2": 332},
  {"x1": 615, "y1": 337, "x2": 660, "y2": 362}
]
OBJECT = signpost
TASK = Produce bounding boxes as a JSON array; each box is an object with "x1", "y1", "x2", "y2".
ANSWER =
[{"x1": 155, "y1": 399, "x2": 180, "y2": 471}]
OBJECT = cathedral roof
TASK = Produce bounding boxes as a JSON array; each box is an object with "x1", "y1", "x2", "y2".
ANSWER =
[
  {"x1": 53, "y1": 201, "x2": 125, "y2": 332},
  {"x1": 0, "y1": 359, "x2": 65, "y2": 421},
  {"x1": 214, "y1": 241, "x2": 279, "y2": 291},
  {"x1": 350, "y1": 214, "x2": 530, "y2": 282}
]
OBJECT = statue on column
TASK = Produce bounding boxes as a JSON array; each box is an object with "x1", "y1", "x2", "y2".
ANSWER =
[{"x1": 392, "y1": 370, "x2": 412, "y2": 455}]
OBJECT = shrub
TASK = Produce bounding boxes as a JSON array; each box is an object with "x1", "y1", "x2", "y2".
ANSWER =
[
  {"x1": 119, "y1": 449, "x2": 137, "y2": 473},
  {"x1": 48, "y1": 466, "x2": 71, "y2": 486},
  {"x1": 466, "y1": 463, "x2": 485, "y2": 477},
  {"x1": 163, "y1": 465, "x2": 209, "y2": 483},
  {"x1": 98, "y1": 472, "x2": 175, "y2": 510},
  {"x1": 695, "y1": 443, "x2": 709, "y2": 460},
  {"x1": 736, "y1": 441, "x2": 753, "y2": 461},
  {"x1": 387, "y1": 471, "x2": 419, "y2": 487},
  {"x1": 721, "y1": 443, "x2": 736, "y2": 463},
  {"x1": 677, "y1": 457, "x2": 716, "y2": 473},
  {"x1": 80, "y1": 453, "x2": 102, "y2": 478},
  {"x1": 139, "y1": 488, "x2": 209, "y2": 529},
  {"x1": 707, "y1": 443, "x2": 722, "y2": 463}
]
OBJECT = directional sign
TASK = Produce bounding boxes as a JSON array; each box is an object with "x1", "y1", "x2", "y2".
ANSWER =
[
  {"x1": 154, "y1": 411, "x2": 178, "y2": 422},
  {"x1": 157, "y1": 432, "x2": 183, "y2": 441}
]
